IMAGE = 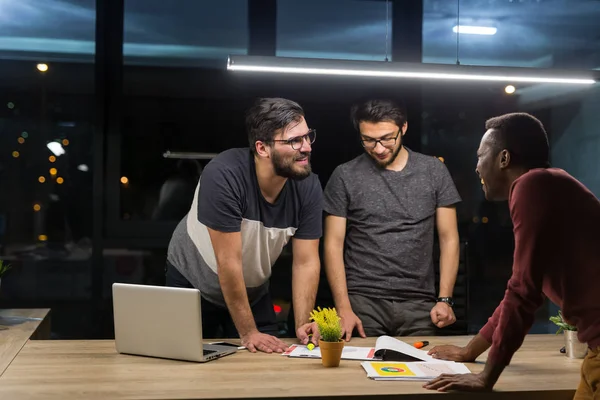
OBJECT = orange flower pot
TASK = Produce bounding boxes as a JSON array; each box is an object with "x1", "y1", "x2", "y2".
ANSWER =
[{"x1": 319, "y1": 339, "x2": 344, "y2": 367}]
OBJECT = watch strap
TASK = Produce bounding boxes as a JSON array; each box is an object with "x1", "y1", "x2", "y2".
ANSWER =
[{"x1": 437, "y1": 297, "x2": 454, "y2": 307}]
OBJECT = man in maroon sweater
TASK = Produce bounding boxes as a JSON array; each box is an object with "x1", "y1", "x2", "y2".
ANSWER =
[{"x1": 423, "y1": 112, "x2": 600, "y2": 397}]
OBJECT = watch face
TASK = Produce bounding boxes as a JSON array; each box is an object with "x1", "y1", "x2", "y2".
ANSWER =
[{"x1": 439, "y1": 298, "x2": 454, "y2": 307}]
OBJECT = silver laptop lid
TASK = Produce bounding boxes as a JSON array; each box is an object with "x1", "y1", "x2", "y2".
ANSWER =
[{"x1": 112, "y1": 283, "x2": 205, "y2": 362}]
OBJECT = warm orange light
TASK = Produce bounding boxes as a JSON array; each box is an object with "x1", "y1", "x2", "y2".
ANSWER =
[
  {"x1": 38, "y1": 234, "x2": 48, "y2": 241},
  {"x1": 33, "y1": 204, "x2": 41, "y2": 211},
  {"x1": 482, "y1": 217, "x2": 489, "y2": 224},
  {"x1": 120, "y1": 176, "x2": 129, "y2": 185},
  {"x1": 17, "y1": 137, "x2": 25, "y2": 144},
  {"x1": 472, "y1": 216, "x2": 480, "y2": 223},
  {"x1": 62, "y1": 139, "x2": 69, "y2": 146},
  {"x1": 49, "y1": 155, "x2": 56, "y2": 162},
  {"x1": 12, "y1": 151, "x2": 20, "y2": 158},
  {"x1": 38, "y1": 176, "x2": 46, "y2": 183},
  {"x1": 438, "y1": 156, "x2": 445, "y2": 163},
  {"x1": 49, "y1": 168, "x2": 57, "y2": 175},
  {"x1": 56, "y1": 177, "x2": 64, "y2": 184}
]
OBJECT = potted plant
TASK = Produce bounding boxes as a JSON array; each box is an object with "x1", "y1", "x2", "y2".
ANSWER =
[
  {"x1": 310, "y1": 306, "x2": 344, "y2": 367},
  {"x1": 550, "y1": 310, "x2": 587, "y2": 359},
  {"x1": 0, "y1": 260, "x2": 11, "y2": 293}
]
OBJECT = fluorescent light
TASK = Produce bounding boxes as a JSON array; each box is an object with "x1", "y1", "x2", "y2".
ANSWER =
[
  {"x1": 77, "y1": 164, "x2": 89, "y2": 172},
  {"x1": 453, "y1": 25, "x2": 497, "y2": 35},
  {"x1": 46, "y1": 141, "x2": 65, "y2": 156},
  {"x1": 229, "y1": 65, "x2": 593, "y2": 84},
  {"x1": 227, "y1": 56, "x2": 597, "y2": 85}
]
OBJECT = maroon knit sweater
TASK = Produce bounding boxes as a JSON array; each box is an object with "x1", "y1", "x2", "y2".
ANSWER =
[{"x1": 480, "y1": 168, "x2": 600, "y2": 366}]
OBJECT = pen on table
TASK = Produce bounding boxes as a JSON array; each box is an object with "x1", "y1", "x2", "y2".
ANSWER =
[
  {"x1": 307, "y1": 334, "x2": 315, "y2": 350},
  {"x1": 413, "y1": 341, "x2": 429, "y2": 349}
]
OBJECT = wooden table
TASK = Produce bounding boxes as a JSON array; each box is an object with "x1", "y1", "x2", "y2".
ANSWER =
[
  {"x1": 0, "y1": 309, "x2": 51, "y2": 377},
  {"x1": 0, "y1": 334, "x2": 582, "y2": 400}
]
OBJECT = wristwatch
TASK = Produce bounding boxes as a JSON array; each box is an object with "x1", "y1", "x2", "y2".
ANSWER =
[{"x1": 437, "y1": 297, "x2": 455, "y2": 307}]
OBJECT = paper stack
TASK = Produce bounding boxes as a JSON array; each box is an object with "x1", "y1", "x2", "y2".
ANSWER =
[
  {"x1": 282, "y1": 343, "x2": 376, "y2": 361},
  {"x1": 361, "y1": 361, "x2": 471, "y2": 381}
]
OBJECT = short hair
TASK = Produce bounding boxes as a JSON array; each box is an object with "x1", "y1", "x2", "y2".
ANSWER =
[
  {"x1": 485, "y1": 112, "x2": 550, "y2": 169},
  {"x1": 351, "y1": 99, "x2": 407, "y2": 132},
  {"x1": 246, "y1": 98, "x2": 305, "y2": 154}
]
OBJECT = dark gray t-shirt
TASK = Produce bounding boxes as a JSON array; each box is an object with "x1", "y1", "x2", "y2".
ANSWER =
[
  {"x1": 167, "y1": 148, "x2": 323, "y2": 307},
  {"x1": 323, "y1": 147, "x2": 461, "y2": 302}
]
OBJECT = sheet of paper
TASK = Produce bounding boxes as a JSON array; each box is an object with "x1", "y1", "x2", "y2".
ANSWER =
[
  {"x1": 361, "y1": 361, "x2": 471, "y2": 381},
  {"x1": 375, "y1": 336, "x2": 439, "y2": 362},
  {"x1": 283, "y1": 344, "x2": 378, "y2": 361}
]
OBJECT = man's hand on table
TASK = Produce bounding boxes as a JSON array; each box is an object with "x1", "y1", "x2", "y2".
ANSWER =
[
  {"x1": 425, "y1": 336, "x2": 499, "y2": 393},
  {"x1": 427, "y1": 344, "x2": 476, "y2": 362},
  {"x1": 240, "y1": 330, "x2": 288, "y2": 353},
  {"x1": 423, "y1": 372, "x2": 493, "y2": 392},
  {"x1": 339, "y1": 309, "x2": 366, "y2": 341},
  {"x1": 296, "y1": 322, "x2": 320, "y2": 346}
]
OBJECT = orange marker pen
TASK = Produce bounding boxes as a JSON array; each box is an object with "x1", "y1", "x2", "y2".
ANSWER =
[{"x1": 413, "y1": 341, "x2": 429, "y2": 349}]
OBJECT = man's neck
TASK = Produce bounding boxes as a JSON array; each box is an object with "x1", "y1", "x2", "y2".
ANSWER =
[
  {"x1": 503, "y1": 167, "x2": 531, "y2": 200},
  {"x1": 255, "y1": 156, "x2": 287, "y2": 204},
  {"x1": 386, "y1": 146, "x2": 409, "y2": 172}
]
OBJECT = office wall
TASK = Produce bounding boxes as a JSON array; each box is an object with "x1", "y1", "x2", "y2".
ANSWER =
[{"x1": 550, "y1": 86, "x2": 600, "y2": 197}]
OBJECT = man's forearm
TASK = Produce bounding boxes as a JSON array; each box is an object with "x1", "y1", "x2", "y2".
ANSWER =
[
  {"x1": 438, "y1": 236, "x2": 459, "y2": 297},
  {"x1": 480, "y1": 360, "x2": 506, "y2": 389},
  {"x1": 218, "y1": 261, "x2": 257, "y2": 337},
  {"x1": 324, "y1": 243, "x2": 352, "y2": 311},
  {"x1": 292, "y1": 261, "x2": 320, "y2": 327},
  {"x1": 464, "y1": 333, "x2": 492, "y2": 360}
]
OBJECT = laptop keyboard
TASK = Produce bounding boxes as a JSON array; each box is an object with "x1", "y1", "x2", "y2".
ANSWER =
[{"x1": 203, "y1": 349, "x2": 217, "y2": 356}]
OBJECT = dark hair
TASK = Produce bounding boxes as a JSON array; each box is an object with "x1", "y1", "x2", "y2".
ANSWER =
[
  {"x1": 246, "y1": 98, "x2": 305, "y2": 154},
  {"x1": 485, "y1": 112, "x2": 550, "y2": 169},
  {"x1": 351, "y1": 99, "x2": 407, "y2": 131}
]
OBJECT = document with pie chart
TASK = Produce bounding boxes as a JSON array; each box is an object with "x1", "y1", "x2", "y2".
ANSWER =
[{"x1": 361, "y1": 361, "x2": 471, "y2": 381}]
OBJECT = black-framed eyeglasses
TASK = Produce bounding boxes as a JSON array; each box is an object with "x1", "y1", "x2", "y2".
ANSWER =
[
  {"x1": 271, "y1": 129, "x2": 316, "y2": 150},
  {"x1": 360, "y1": 131, "x2": 400, "y2": 150}
]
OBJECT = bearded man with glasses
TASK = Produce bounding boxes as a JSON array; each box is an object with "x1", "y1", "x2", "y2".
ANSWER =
[
  {"x1": 323, "y1": 99, "x2": 462, "y2": 340},
  {"x1": 165, "y1": 98, "x2": 322, "y2": 354}
]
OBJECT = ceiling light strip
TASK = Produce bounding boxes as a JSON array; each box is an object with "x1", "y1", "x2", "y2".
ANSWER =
[
  {"x1": 227, "y1": 56, "x2": 597, "y2": 85},
  {"x1": 228, "y1": 64, "x2": 594, "y2": 84},
  {"x1": 452, "y1": 25, "x2": 497, "y2": 35}
]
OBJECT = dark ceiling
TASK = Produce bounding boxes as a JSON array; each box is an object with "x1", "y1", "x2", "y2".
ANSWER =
[{"x1": 0, "y1": 0, "x2": 599, "y2": 68}]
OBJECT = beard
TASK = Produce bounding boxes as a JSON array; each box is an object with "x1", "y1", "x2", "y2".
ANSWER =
[
  {"x1": 272, "y1": 149, "x2": 312, "y2": 180},
  {"x1": 371, "y1": 141, "x2": 403, "y2": 169}
]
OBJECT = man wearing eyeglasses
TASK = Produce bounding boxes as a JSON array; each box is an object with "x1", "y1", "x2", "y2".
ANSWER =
[
  {"x1": 323, "y1": 99, "x2": 461, "y2": 340},
  {"x1": 165, "y1": 98, "x2": 322, "y2": 353}
]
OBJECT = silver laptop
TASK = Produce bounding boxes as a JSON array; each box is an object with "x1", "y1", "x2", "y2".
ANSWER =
[{"x1": 112, "y1": 283, "x2": 237, "y2": 362}]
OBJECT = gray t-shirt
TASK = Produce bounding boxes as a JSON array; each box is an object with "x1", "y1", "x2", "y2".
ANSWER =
[
  {"x1": 323, "y1": 147, "x2": 461, "y2": 302},
  {"x1": 167, "y1": 148, "x2": 323, "y2": 307}
]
